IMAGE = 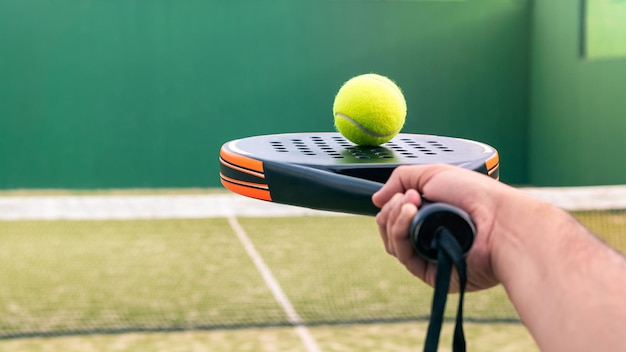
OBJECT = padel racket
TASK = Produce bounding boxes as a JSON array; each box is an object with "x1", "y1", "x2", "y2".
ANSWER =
[{"x1": 219, "y1": 132, "x2": 498, "y2": 261}]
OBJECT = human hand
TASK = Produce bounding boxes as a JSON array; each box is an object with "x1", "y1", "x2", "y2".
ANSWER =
[{"x1": 372, "y1": 164, "x2": 506, "y2": 292}]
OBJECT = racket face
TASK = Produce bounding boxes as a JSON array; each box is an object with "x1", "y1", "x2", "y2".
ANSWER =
[{"x1": 219, "y1": 133, "x2": 498, "y2": 214}]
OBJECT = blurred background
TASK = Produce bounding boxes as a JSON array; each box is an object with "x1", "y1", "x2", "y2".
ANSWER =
[
  {"x1": 1, "y1": 1, "x2": 625, "y2": 351},
  {"x1": 1, "y1": 0, "x2": 624, "y2": 190}
]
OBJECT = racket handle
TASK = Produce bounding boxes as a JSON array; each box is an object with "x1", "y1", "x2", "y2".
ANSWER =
[{"x1": 409, "y1": 202, "x2": 475, "y2": 262}]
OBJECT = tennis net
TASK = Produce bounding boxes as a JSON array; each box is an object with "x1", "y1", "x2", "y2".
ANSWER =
[{"x1": 0, "y1": 186, "x2": 623, "y2": 339}]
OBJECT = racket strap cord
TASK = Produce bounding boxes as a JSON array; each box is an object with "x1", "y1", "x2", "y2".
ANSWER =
[{"x1": 423, "y1": 227, "x2": 468, "y2": 352}]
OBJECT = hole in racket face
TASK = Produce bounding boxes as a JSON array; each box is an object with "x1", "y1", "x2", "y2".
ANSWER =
[{"x1": 268, "y1": 135, "x2": 455, "y2": 160}]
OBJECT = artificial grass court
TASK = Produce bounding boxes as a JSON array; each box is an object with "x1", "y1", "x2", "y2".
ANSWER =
[{"x1": 0, "y1": 211, "x2": 623, "y2": 350}]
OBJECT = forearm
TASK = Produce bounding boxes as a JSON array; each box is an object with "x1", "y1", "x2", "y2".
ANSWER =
[{"x1": 491, "y1": 189, "x2": 626, "y2": 351}]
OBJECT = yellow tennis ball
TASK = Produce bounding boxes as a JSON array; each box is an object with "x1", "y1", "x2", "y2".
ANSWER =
[{"x1": 333, "y1": 73, "x2": 407, "y2": 146}]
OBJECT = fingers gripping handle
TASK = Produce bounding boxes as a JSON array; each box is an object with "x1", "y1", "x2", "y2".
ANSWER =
[{"x1": 409, "y1": 203, "x2": 476, "y2": 262}]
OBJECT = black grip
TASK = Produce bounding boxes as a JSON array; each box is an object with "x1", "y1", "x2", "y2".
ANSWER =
[
  {"x1": 264, "y1": 160, "x2": 382, "y2": 216},
  {"x1": 264, "y1": 160, "x2": 476, "y2": 262},
  {"x1": 409, "y1": 203, "x2": 475, "y2": 262}
]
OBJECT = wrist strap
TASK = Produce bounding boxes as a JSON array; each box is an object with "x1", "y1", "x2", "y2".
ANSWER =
[{"x1": 423, "y1": 227, "x2": 468, "y2": 352}]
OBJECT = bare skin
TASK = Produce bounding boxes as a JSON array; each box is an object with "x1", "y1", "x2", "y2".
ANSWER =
[{"x1": 373, "y1": 164, "x2": 626, "y2": 352}]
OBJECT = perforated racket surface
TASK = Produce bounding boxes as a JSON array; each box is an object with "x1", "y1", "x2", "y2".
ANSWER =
[{"x1": 219, "y1": 132, "x2": 499, "y2": 216}]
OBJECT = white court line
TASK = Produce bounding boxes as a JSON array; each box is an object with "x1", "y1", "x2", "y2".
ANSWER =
[
  {"x1": 227, "y1": 216, "x2": 320, "y2": 352},
  {"x1": 0, "y1": 194, "x2": 341, "y2": 221}
]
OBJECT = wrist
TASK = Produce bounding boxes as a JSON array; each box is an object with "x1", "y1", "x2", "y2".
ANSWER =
[{"x1": 488, "y1": 189, "x2": 575, "y2": 286}]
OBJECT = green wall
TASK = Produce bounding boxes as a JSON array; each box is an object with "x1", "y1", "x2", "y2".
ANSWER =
[
  {"x1": 0, "y1": 1, "x2": 530, "y2": 189},
  {"x1": 529, "y1": 0, "x2": 626, "y2": 186}
]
